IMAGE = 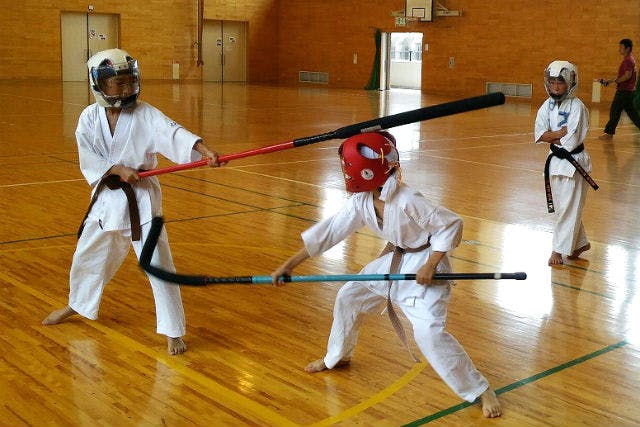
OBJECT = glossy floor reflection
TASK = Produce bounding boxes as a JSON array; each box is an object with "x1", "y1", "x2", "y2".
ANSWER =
[{"x1": 1, "y1": 80, "x2": 639, "y2": 426}]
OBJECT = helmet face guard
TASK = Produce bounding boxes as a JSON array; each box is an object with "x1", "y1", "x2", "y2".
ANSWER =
[
  {"x1": 338, "y1": 132, "x2": 400, "y2": 193},
  {"x1": 544, "y1": 60, "x2": 578, "y2": 102},
  {"x1": 87, "y1": 49, "x2": 140, "y2": 108}
]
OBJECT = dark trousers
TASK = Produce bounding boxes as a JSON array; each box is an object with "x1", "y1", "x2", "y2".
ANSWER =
[{"x1": 604, "y1": 90, "x2": 640, "y2": 135}]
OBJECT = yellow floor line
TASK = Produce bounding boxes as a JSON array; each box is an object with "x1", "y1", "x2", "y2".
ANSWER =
[
  {"x1": 307, "y1": 362, "x2": 427, "y2": 427},
  {"x1": 2, "y1": 271, "x2": 299, "y2": 427},
  {"x1": 4, "y1": 269, "x2": 426, "y2": 426}
]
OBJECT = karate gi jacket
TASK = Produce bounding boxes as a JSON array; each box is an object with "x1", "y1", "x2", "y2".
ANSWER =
[
  {"x1": 534, "y1": 97, "x2": 591, "y2": 177},
  {"x1": 302, "y1": 175, "x2": 462, "y2": 303},
  {"x1": 76, "y1": 101, "x2": 203, "y2": 231}
]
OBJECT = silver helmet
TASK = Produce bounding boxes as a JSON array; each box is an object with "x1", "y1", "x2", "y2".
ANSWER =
[
  {"x1": 87, "y1": 48, "x2": 140, "y2": 108},
  {"x1": 543, "y1": 60, "x2": 578, "y2": 102}
]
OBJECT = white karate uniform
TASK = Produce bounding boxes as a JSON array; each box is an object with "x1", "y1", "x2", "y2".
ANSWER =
[
  {"x1": 68, "y1": 101, "x2": 203, "y2": 337},
  {"x1": 302, "y1": 175, "x2": 490, "y2": 402},
  {"x1": 534, "y1": 97, "x2": 591, "y2": 255}
]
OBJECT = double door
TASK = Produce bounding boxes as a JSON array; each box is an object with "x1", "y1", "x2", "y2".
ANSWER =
[{"x1": 202, "y1": 20, "x2": 247, "y2": 82}]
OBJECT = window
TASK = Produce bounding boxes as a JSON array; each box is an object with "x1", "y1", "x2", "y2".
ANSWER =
[{"x1": 390, "y1": 32, "x2": 422, "y2": 63}]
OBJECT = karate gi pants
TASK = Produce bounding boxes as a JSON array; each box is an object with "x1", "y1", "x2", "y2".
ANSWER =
[
  {"x1": 68, "y1": 219, "x2": 186, "y2": 338},
  {"x1": 550, "y1": 174, "x2": 588, "y2": 256},
  {"x1": 322, "y1": 280, "x2": 490, "y2": 402}
]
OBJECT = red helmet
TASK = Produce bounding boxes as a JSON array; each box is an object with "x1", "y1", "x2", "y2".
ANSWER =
[{"x1": 338, "y1": 132, "x2": 400, "y2": 193}]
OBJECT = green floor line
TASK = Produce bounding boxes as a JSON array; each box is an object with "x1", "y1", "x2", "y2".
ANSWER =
[
  {"x1": 550, "y1": 280, "x2": 612, "y2": 299},
  {"x1": 402, "y1": 340, "x2": 628, "y2": 426}
]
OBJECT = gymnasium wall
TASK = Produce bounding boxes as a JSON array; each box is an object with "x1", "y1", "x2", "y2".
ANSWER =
[
  {"x1": 0, "y1": 0, "x2": 279, "y2": 82},
  {"x1": 1, "y1": 1, "x2": 638, "y2": 103},
  {"x1": 276, "y1": 0, "x2": 640, "y2": 103}
]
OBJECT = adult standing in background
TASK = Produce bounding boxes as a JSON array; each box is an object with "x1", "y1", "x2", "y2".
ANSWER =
[{"x1": 598, "y1": 39, "x2": 640, "y2": 141}]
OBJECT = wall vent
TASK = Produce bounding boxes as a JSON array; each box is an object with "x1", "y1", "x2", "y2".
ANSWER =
[
  {"x1": 299, "y1": 71, "x2": 329, "y2": 84},
  {"x1": 486, "y1": 82, "x2": 532, "y2": 98}
]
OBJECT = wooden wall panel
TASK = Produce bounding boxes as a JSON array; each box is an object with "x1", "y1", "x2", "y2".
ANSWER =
[
  {"x1": 0, "y1": 0, "x2": 279, "y2": 82},
  {"x1": 276, "y1": 0, "x2": 640, "y2": 104},
  {"x1": 1, "y1": 1, "x2": 638, "y2": 103}
]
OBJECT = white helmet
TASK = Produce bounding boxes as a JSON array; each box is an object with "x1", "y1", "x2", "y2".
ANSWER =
[
  {"x1": 543, "y1": 60, "x2": 578, "y2": 102},
  {"x1": 87, "y1": 48, "x2": 140, "y2": 108}
]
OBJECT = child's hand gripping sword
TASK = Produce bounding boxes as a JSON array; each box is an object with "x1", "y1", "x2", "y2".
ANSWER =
[{"x1": 139, "y1": 217, "x2": 527, "y2": 286}]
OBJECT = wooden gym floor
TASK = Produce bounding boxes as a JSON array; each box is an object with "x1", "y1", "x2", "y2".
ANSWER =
[{"x1": 1, "y1": 80, "x2": 639, "y2": 426}]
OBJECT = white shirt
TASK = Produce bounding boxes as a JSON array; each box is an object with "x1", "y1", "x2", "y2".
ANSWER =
[
  {"x1": 534, "y1": 97, "x2": 591, "y2": 177},
  {"x1": 76, "y1": 101, "x2": 202, "y2": 231}
]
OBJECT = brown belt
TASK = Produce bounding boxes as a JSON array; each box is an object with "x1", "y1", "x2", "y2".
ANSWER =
[
  {"x1": 77, "y1": 174, "x2": 142, "y2": 241},
  {"x1": 379, "y1": 241, "x2": 431, "y2": 363}
]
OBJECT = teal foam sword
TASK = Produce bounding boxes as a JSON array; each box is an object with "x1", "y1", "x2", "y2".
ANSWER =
[{"x1": 140, "y1": 217, "x2": 527, "y2": 286}]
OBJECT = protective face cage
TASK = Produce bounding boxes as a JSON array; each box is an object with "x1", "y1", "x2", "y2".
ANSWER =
[
  {"x1": 338, "y1": 132, "x2": 400, "y2": 193},
  {"x1": 87, "y1": 48, "x2": 140, "y2": 108},
  {"x1": 544, "y1": 60, "x2": 578, "y2": 102}
]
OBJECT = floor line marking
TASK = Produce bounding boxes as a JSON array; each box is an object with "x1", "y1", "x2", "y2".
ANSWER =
[
  {"x1": 1, "y1": 271, "x2": 300, "y2": 427},
  {"x1": 402, "y1": 340, "x2": 628, "y2": 426},
  {"x1": 308, "y1": 362, "x2": 427, "y2": 427}
]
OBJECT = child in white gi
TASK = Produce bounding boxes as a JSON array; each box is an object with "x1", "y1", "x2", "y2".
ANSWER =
[
  {"x1": 42, "y1": 48, "x2": 222, "y2": 355},
  {"x1": 534, "y1": 60, "x2": 594, "y2": 266},
  {"x1": 271, "y1": 132, "x2": 502, "y2": 418}
]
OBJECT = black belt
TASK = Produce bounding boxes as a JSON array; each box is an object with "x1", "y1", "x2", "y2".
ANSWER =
[
  {"x1": 77, "y1": 174, "x2": 142, "y2": 241},
  {"x1": 544, "y1": 143, "x2": 598, "y2": 213}
]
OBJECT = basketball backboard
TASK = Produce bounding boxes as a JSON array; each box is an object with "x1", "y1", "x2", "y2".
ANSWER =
[{"x1": 405, "y1": 0, "x2": 433, "y2": 21}]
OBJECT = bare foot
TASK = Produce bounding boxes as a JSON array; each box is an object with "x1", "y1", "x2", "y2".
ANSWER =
[
  {"x1": 480, "y1": 388, "x2": 502, "y2": 418},
  {"x1": 42, "y1": 306, "x2": 77, "y2": 325},
  {"x1": 598, "y1": 133, "x2": 613, "y2": 141},
  {"x1": 567, "y1": 243, "x2": 591, "y2": 260},
  {"x1": 548, "y1": 251, "x2": 563, "y2": 266},
  {"x1": 304, "y1": 359, "x2": 327, "y2": 373},
  {"x1": 304, "y1": 358, "x2": 350, "y2": 373},
  {"x1": 168, "y1": 337, "x2": 187, "y2": 355}
]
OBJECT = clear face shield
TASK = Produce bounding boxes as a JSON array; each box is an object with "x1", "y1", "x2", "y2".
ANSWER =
[
  {"x1": 544, "y1": 76, "x2": 568, "y2": 101},
  {"x1": 543, "y1": 61, "x2": 578, "y2": 102},
  {"x1": 91, "y1": 59, "x2": 140, "y2": 108}
]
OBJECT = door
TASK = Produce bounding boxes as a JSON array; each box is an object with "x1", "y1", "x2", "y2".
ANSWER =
[
  {"x1": 61, "y1": 12, "x2": 119, "y2": 81},
  {"x1": 389, "y1": 32, "x2": 422, "y2": 89},
  {"x1": 88, "y1": 14, "x2": 119, "y2": 59},
  {"x1": 203, "y1": 20, "x2": 247, "y2": 82},
  {"x1": 61, "y1": 12, "x2": 88, "y2": 81},
  {"x1": 221, "y1": 21, "x2": 246, "y2": 82},
  {"x1": 202, "y1": 20, "x2": 222, "y2": 81}
]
